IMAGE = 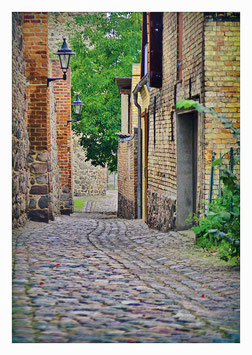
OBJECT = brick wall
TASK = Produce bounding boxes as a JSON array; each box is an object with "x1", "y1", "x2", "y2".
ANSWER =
[
  {"x1": 118, "y1": 63, "x2": 141, "y2": 219},
  {"x1": 23, "y1": 12, "x2": 55, "y2": 222},
  {"x1": 147, "y1": 12, "x2": 205, "y2": 231},
  {"x1": 130, "y1": 64, "x2": 141, "y2": 133},
  {"x1": 24, "y1": 12, "x2": 50, "y2": 152},
  {"x1": 117, "y1": 130, "x2": 138, "y2": 219},
  {"x1": 146, "y1": 12, "x2": 239, "y2": 231},
  {"x1": 203, "y1": 19, "x2": 240, "y2": 201},
  {"x1": 51, "y1": 59, "x2": 73, "y2": 214},
  {"x1": 12, "y1": 12, "x2": 78, "y2": 225},
  {"x1": 12, "y1": 13, "x2": 30, "y2": 227}
]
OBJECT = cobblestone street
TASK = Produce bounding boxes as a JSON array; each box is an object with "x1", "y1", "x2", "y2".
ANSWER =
[{"x1": 12, "y1": 193, "x2": 240, "y2": 343}]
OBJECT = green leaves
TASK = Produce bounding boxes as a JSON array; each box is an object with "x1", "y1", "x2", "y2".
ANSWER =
[
  {"x1": 176, "y1": 99, "x2": 197, "y2": 109},
  {"x1": 69, "y1": 13, "x2": 142, "y2": 171},
  {"x1": 211, "y1": 158, "x2": 222, "y2": 167}
]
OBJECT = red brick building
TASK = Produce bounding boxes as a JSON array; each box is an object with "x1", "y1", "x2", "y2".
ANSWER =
[{"x1": 12, "y1": 12, "x2": 74, "y2": 226}]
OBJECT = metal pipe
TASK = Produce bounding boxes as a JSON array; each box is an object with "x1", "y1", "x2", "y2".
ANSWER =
[
  {"x1": 134, "y1": 90, "x2": 142, "y2": 219},
  {"x1": 132, "y1": 73, "x2": 148, "y2": 219}
]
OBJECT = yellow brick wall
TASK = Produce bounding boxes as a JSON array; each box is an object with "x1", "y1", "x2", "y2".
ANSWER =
[
  {"x1": 130, "y1": 63, "x2": 141, "y2": 131},
  {"x1": 203, "y1": 20, "x2": 240, "y2": 201},
  {"x1": 146, "y1": 13, "x2": 240, "y2": 231},
  {"x1": 148, "y1": 13, "x2": 204, "y2": 199}
]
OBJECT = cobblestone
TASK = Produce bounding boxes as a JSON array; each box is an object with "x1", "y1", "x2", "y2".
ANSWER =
[
  {"x1": 12, "y1": 209, "x2": 240, "y2": 343},
  {"x1": 82, "y1": 190, "x2": 118, "y2": 214}
]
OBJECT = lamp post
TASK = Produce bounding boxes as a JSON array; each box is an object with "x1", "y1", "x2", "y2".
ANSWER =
[
  {"x1": 67, "y1": 93, "x2": 84, "y2": 124},
  {"x1": 47, "y1": 38, "x2": 75, "y2": 87}
]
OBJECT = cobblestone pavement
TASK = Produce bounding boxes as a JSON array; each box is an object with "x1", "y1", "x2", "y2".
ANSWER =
[
  {"x1": 82, "y1": 190, "x2": 118, "y2": 214},
  {"x1": 12, "y1": 212, "x2": 240, "y2": 343}
]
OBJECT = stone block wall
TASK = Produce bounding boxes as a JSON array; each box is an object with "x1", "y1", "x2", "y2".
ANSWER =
[
  {"x1": 23, "y1": 12, "x2": 55, "y2": 223},
  {"x1": 73, "y1": 135, "x2": 107, "y2": 196},
  {"x1": 117, "y1": 130, "x2": 138, "y2": 219},
  {"x1": 49, "y1": 82, "x2": 61, "y2": 216},
  {"x1": 27, "y1": 151, "x2": 54, "y2": 222},
  {"x1": 12, "y1": 13, "x2": 30, "y2": 227},
  {"x1": 12, "y1": 12, "x2": 75, "y2": 226}
]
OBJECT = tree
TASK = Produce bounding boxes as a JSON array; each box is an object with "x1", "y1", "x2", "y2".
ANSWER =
[{"x1": 68, "y1": 12, "x2": 142, "y2": 172}]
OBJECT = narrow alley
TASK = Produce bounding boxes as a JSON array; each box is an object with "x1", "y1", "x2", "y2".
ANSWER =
[{"x1": 12, "y1": 192, "x2": 240, "y2": 343}]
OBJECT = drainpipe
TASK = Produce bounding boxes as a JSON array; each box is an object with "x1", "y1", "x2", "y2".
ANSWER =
[{"x1": 133, "y1": 73, "x2": 148, "y2": 219}]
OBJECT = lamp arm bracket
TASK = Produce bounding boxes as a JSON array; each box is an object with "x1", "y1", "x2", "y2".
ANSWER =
[{"x1": 47, "y1": 73, "x2": 67, "y2": 87}]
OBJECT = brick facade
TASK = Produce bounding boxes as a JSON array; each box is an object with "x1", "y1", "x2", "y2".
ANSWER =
[
  {"x1": 12, "y1": 12, "x2": 75, "y2": 225},
  {"x1": 203, "y1": 19, "x2": 240, "y2": 201},
  {"x1": 51, "y1": 59, "x2": 73, "y2": 214},
  {"x1": 117, "y1": 64, "x2": 141, "y2": 219},
  {"x1": 145, "y1": 12, "x2": 240, "y2": 231},
  {"x1": 117, "y1": 130, "x2": 138, "y2": 219},
  {"x1": 23, "y1": 12, "x2": 55, "y2": 222}
]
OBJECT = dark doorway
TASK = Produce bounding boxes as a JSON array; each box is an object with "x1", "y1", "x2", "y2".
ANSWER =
[{"x1": 176, "y1": 111, "x2": 198, "y2": 230}]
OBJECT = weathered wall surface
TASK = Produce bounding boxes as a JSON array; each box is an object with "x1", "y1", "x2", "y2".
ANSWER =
[
  {"x1": 203, "y1": 18, "x2": 240, "y2": 201},
  {"x1": 50, "y1": 59, "x2": 73, "y2": 214},
  {"x1": 130, "y1": 64, "x2": 142, "y2": 134},
  {"x1": 23, "y1": 12, "x2": 56, "y2": 223},
  {"x1": 147, "y1": 12, "x2": 240, "y2": 232},
  {"x1": 12, "y1": 13, "x2": 30, "y2": 227},
  {"x1": 147, "y1": 12, "x2": 205, "y2": 231},
  {"x1": 49, "y1": 82, "x2": 61, "y2": 216},
  {"x1": 117, "y1": 130, "x2": 138, "y2": 219},
  {"x1": 73, "y1": 135, "x2": 107, "y2": 196}
]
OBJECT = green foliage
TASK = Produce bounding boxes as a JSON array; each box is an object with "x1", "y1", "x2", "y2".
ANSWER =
[
  {"x1": 189, "y1": 183, "x2": 240, "y2": 263},
  {"x1": 73, "y1": 198, "x2": 85, "y2": 211},
  {"x1": 179, "y1": 99, "x2": 240, "y2": 263},
  {"x1": 68, "y1": 12, "x2": 142, "y2": 172}
]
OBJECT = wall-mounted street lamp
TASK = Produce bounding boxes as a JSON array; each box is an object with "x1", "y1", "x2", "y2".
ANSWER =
[
  {"x1": 67, "y1": 93, "x2": 84, "y2": 124},
  {"x1": 47, "y1": 38, "x2": 75, "y2": 87}
]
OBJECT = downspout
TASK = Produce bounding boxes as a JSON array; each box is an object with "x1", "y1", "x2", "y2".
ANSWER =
[{"x1": 133, "y1": 73, "x2": 148, "y2": 219}]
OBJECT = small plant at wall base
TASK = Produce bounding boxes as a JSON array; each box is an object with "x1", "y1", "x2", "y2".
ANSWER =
[{"x1": 177, "y1": 99, "x2": 240, "y2": 264}]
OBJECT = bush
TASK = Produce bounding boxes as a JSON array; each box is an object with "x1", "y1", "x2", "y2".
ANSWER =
[{"x1": 188, "y1": 172, "x2": 240, "y2": 263}]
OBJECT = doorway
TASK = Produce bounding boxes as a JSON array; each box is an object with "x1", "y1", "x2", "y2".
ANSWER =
[{"x1": 176, "y1": 111, "x2": 198, "y2": 230}]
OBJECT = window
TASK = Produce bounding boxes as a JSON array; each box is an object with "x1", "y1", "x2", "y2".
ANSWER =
[
  {"x1": 144, "y1": 43, "x2": 148, "y2": 76},
  {"x1": 141, "y1": 12, "x2": 163, "y2": 88}
]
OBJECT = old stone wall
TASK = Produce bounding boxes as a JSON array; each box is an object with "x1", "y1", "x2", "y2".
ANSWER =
[
  {"x1": 48, "y1": 12, "x2": 94, "y2": 54},
  {"x1": 23, "y1": 12, "x2": 56, "y2": 223},
  {"x1": 117, "y1": 130, "x2": 138, "y2": 219},
  {"x1": 12, "y1": 13, "x2": 30, "y2": 227},
  {"x1": 27, "y1": 150, "x2": 54, "y2": 222},
  {"x1": 73, "y1": 135, "x2": 107, "y2": 196},
  {"x1": 49, "y1": 83, "x2": 61, "y2": 216}
]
